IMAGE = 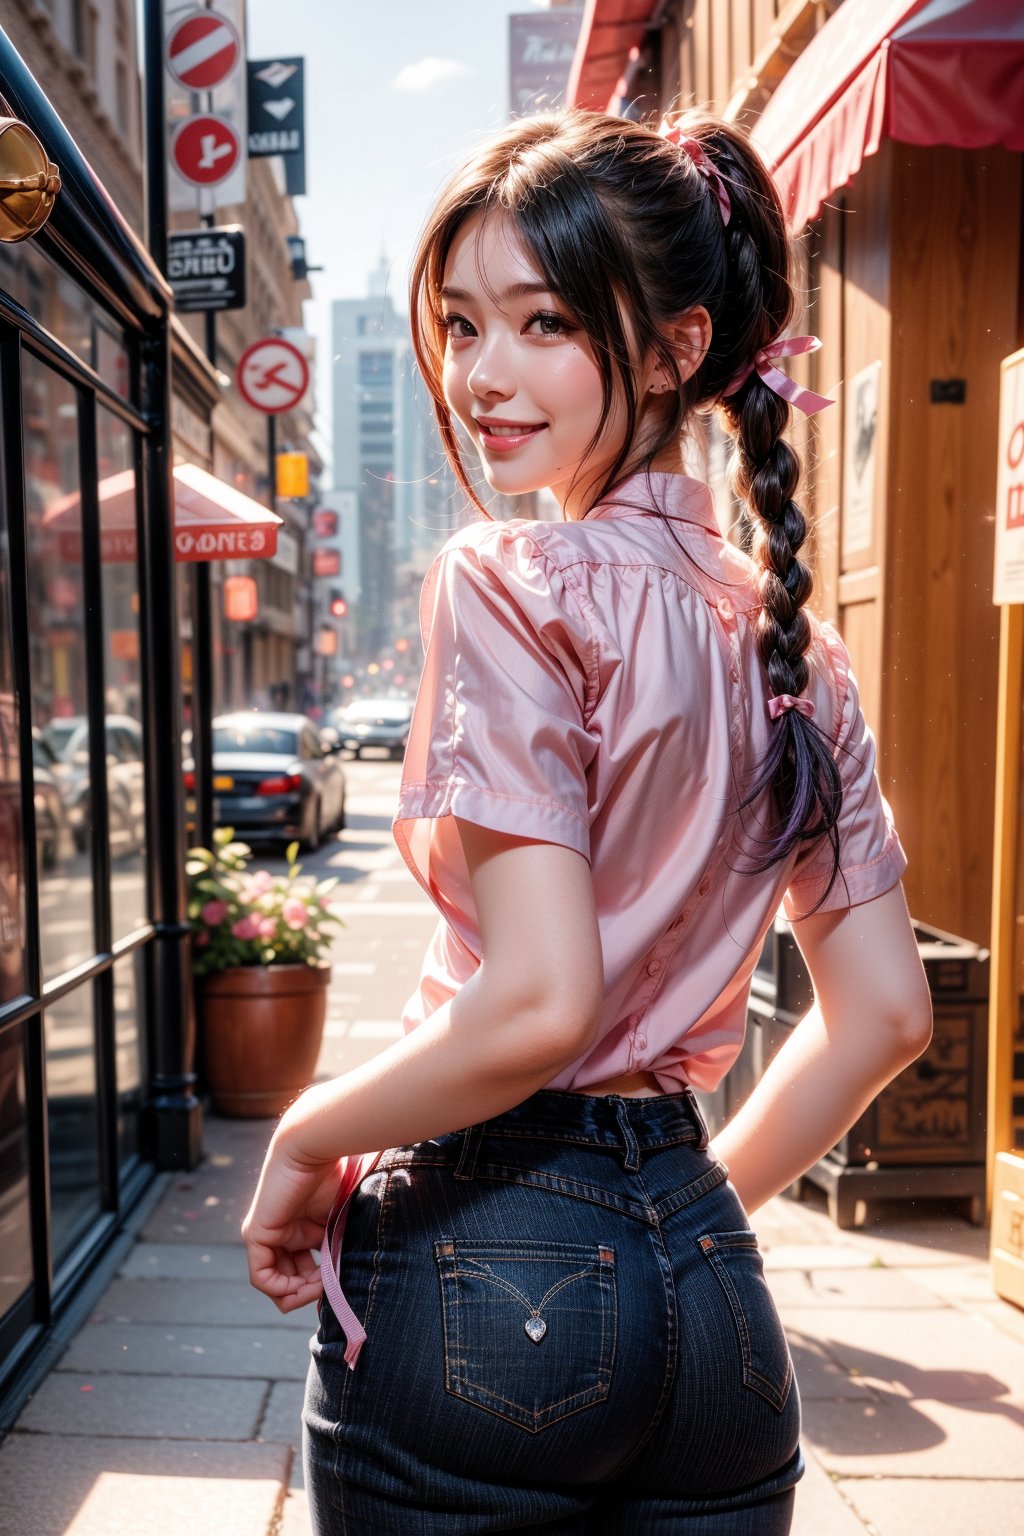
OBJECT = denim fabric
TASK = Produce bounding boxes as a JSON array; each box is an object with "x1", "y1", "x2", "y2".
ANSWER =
[{"x1": 303, "y1": 1089, "x2": 803, "y2": 1534}]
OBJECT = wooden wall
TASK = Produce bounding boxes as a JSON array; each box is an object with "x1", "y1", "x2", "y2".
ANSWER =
[{"x1": 883, "y1": 145, "x2": 1021, "y2": 945}]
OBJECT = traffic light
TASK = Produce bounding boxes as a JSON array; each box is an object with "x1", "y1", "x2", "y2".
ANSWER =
[{"x1": 329, "y1": 589, "x2": 348, "y2": 619}]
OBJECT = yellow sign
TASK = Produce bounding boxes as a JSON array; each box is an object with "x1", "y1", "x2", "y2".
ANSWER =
[{"x1": 276, "y1": 451, "x2": 309, "y2": 500}]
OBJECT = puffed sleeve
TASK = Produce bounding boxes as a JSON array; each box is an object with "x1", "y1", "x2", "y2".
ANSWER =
[
  {"x1": 783, "y1": 624, "x2": 908, "y2": 922},
  {"x1": 392, "y1": 520, "x2": 598, "y2": 939}
]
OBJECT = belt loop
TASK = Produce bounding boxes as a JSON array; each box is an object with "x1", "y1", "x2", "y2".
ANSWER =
[
  {"x1": 613, "y1": 1098, "x2": 642, "y2": 1173},
  {"x1": 685, "y1": 1088, "x2": 710, "y2": 1151},
  {"x1": 455, "y1": 1124, "x2": 483, "y2": 1180}
]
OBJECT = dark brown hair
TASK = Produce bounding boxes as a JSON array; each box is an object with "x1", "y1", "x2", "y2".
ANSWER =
[{"x1": 409, "y1": 109, "x2": 841, "y2": 902}]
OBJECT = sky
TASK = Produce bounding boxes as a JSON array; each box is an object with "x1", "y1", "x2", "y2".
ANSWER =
[{"x1": 247, "y1": 0, "x2": 566, "y2": 475}]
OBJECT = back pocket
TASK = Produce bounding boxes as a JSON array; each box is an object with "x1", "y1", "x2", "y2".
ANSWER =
[
  {"x1": 434, "y1": 1238, "x2": 617, "y2": 1433},
  {"x1": 697, "y1": 1230, "x2": 793, "y2": 1412}
]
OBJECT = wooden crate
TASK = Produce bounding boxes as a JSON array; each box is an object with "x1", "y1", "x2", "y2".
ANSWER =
[{"x1": 991, "y1": 1152, "x2": 1024, "y2": 1310}]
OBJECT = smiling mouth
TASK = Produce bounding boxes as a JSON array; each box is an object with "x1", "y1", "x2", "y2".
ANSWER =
[{"x1": 475, "y1": 421, "x2": 548, "y2": 452}]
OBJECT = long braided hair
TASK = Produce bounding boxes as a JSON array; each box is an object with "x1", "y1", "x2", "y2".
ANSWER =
[{"x1": 409, "y1": 109, "x2": 842, "y2": 904}]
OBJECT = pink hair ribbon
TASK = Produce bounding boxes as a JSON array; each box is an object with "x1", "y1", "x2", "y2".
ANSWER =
[
  {"x1": 658, "y1": 121, "x2": 732, "y2": 227},
  {"x1": 725, "y1": 335, "x2": 835, "y2": 417},
  {"x1": 768, "y1": 693, "x2": 815, "y2": 721}
]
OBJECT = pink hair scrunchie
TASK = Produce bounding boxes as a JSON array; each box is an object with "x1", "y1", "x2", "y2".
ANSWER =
[{"x1": 768, "y1": 694, "x2": 815, "y2": 721}]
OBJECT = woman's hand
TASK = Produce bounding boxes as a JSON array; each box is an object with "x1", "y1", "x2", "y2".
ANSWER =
[{"x1": 241, "y1": 1133, "x2": 342, "y2": 1312}]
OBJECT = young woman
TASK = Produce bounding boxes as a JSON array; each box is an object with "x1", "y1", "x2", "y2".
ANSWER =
[{"x1": 242, "y1": 109, "x2": 932, "y2": 1533}]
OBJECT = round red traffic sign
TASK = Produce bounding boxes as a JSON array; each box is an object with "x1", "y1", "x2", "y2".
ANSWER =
[
  {"x1": 236, "y1": 338, "x2": 310, "y2": 415},
  {"x1": 171, "y1": 114, "x2": 241, "y2": 188},
  {"x1": 167, "y1": 11, "x2": 241, "y2": 91}
]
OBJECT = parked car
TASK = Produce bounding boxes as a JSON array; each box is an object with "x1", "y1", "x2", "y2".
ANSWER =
[
  {"x1": 200, "y1": 712, "x2": 347, "y2": 852},
  {"x1": 332, "y1": 697, "x2": 413, "y2": 760},
  {"x1": 45, "y1": 714, "x2": 146, "y2": 859}
]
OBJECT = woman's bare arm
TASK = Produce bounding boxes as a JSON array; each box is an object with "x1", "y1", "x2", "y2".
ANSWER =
[{"x1": 709, "y1": 881, "x2": 933, "y2": 1214}]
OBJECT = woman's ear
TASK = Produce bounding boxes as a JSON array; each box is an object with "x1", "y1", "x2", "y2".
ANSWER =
[{"x1": 647, "y1": 305, "x2": 713, "y2": 393}]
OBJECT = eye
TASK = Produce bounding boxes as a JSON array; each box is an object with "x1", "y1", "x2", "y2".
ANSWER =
[
  {"x1": 524, "y1": 309, "x2": 577, "y2": 338},
  {"x1": 440, "y1": 312, "x2": 475, "y2": 342}
]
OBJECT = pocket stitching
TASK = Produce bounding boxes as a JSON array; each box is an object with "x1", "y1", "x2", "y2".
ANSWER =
[{"x1": 698, "y1": 1231, "x2": 793, "y2": 1412}]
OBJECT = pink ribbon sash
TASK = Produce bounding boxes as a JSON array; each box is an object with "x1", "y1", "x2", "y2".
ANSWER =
[{"x1": 319, "y1": 1149, "x2": 384, "y2": 1369}]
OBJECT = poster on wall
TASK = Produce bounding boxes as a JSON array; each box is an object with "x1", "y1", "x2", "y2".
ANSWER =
[
  {"x1": 841, "y1": 359, "x2": 881, "y2": 561},
  {"x1": 993, "y1": 346, "x2": 1024, "y2": 605}
]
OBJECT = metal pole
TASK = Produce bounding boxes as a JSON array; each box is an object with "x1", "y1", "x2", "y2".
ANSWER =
[
  {"x1": 140, "y1": 0, "x2": 202, "y2": 1169},
  {"x1": 192, "y1": 210, "x2": 217, "y2": 850}
]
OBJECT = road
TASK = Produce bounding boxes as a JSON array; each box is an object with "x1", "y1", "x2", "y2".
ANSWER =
[{"x1": 256, "y1": 751, "x2": 437, "y2": 1082}]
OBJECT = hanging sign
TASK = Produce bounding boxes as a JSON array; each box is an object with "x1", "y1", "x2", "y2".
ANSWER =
[
  {"x1": 993, "y1": 346, "x2": 1024, "y2": 605},
  {"x1": 236, "y1": 336, "x2": 310, "y2": 414},
  {"x1": 168, "y1": 225, "x2": 246, "y2": 312},
  {"x1": 167, "y1": 10, "x2": 241, "y2": 90},
  {"x1": 166, "y1": 0, "x2": 247, "y2": 213},
  {"x1": 247, "y1": 57, "x2": 306, "y2": 158}
]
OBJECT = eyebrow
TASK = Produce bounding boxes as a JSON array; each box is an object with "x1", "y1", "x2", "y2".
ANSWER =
[{"x1": 439, "y1": 282, "x2": 555, "y2": 304}]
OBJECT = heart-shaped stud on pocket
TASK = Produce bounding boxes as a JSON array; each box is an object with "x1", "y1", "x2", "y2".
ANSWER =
[{"x1": 524, "y1": 1316, "x2": 547, "y2": 1343}]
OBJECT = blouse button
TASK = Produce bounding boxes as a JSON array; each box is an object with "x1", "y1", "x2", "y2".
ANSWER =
[
  {"x1": 646, "y1": 960, "x2": 662, "y2": 976},
  {"x1": 635, "y1": 1034, "x2": 647, "y2": 1051},
  {"x1": 717, "y1": 596, "x2": 734, "y2": 620},
  {"x1": 729, "y1": 664, "x2": 740, "y2": 683}
]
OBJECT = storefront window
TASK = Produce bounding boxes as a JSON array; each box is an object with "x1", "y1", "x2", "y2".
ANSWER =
[
  {"x1": 0, "y1": 244, "x2": 131, "y2": 401},
  {"x1": 22, "y1": 353, "x2": 95, "y2": 982},
  {"x1": 113, "y1": 950, "x2": 144, "y2": 1174},
  {"x1": 97, "y1": 407, "x2": 146, "y2": 940},
  {"x1": 0, "y1": 1023, "x2": 32, "y2": 1322},
  {"x1": 44, "y1": 985, "x2": 100, "y2": 1260},
  {"x1": 0, "y1": 484, "x2": 25, "y2": 1005}
]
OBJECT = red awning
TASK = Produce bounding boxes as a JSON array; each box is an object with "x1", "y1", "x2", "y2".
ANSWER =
[
  {"x1": 566, "y1": 0, "x2": 659, "y2": 113},
  {"x1": 44, "y1": 463, "x2": 283, "y2": 565},
  {"x1": 752, "y1": 0, "x2": 1024, "y2": 230}
]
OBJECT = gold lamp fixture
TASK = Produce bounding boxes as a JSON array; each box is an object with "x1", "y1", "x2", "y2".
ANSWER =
[{"x1": 0, "y1": 117, "x2": 60, "y2": 243}]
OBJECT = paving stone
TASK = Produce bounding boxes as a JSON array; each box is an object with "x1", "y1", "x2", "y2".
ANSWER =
[
  {"x1": 260, "y1": 1379, "x2": 306, "y2": 1447},
  {"x1": 768, "y1": 1266, "x2": 938, "y2": 1310},
  {"x1": 763, "y1": 1244, "x2": 877, "y2": 1272},
  {"x1": 791, "y1": 1445, "x2": 867, "y2": 1536},
  {"x1": 120, "y1": 1241, "x2": 252, "y2": 1283},
  {"x1": 801, "y1": 1397, "x2": 1024, "y2": 1479},
  {"x1": 15, "y1": 1372, "x2": 266, "y2": 1440},
  {"x1": 788, "y1": 1335, "x2": 879, "y2": 1401},
  {"x1": 279, "y1": 1486, "x2": 312, "y2": 1536},
  {"x1": 837, "y1": 1477, "x2": 1024, "y2": 1536},
  {"x1": 95, "y1": 1277, "x2": 314, "y2": 1332},
  {"x1": 779, "y1": 1306, "x2": 1024, "y2": 1402},
  {"x1": 60, "y1": 1321, "x2": 309, "y2": 1380},
  {"x1": 0, "y1": 1434, "x2": 289, "y2": 1536}
]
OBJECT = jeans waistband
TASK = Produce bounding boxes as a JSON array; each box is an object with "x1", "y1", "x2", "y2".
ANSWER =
[{"x1": 454, "y1": 1088, "x2": 709, "y2": 1177}]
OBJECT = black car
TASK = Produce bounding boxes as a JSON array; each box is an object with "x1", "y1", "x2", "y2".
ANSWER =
[
  {"x1": 201, "y1": 712, "x2": 347, "y2": 852},
  {"x1": 332, "y1": 698, "x2": 413, "y2": 760}
]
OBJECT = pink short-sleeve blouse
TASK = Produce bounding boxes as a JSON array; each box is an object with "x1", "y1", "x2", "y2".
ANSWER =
[{"x1": 392, "y1": 470, "x2": 908, "y2": 1095}]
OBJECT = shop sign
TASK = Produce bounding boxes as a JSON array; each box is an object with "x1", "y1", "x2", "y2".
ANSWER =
[
  {"x1": 272, "y1": 528, "x2": 300, "y2": 576},
  {"x1": 247, "y1": 58, "x2": 305, "y2": 158},
  {"x1": 312, "y1": 508, "x2": 339, "y2": 538},
  {"x1": 166, "y1": 0, "x2": 247, "y2": 214},
  {"x1": 168, "y1": 226, "x2": 246, "y2": 313},
  {"x1": 994, "y1": 346, "x2": 1024, "y2": 605},
  {"x1": 276, "y1": 451, "x2": 309, "y2": 499},
  {"x1": 59, "y1": 525, "x2": 273, "y2": 564},
  {"x1": 841, "y1": 359, "x2": 880, "y2": 561},
  {"x1": 236, "y1": 336, "x2": 310, "y2": 414},
  {"x1": 508, "y1": 9, "x2": 582, "y2": 116},
  {"x1": 312, "y1": 547, "x2": 340, "y2": 578}
]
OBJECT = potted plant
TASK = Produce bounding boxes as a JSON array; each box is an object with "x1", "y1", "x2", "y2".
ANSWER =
[{"x1": 186, "y1": 828, "x2": 345, "y2": 1117}]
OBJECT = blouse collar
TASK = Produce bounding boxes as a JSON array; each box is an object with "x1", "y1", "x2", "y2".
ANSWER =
[{"x1": 581, "y1": 471, "x2": 722, "y2": 534}]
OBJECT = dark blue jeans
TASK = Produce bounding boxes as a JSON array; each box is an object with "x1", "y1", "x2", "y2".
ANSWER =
[{"x1": 303, "y1": 1089, "x2": 803, "y2": 1533}]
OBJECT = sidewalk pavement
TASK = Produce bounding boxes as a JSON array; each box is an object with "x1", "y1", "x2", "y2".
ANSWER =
[{"x1": 2, "y1": 1114, "x2": 1023, "y2": 1536}]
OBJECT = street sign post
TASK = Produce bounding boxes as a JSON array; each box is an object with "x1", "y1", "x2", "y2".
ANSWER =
[
  {"x1": 171, "y1": 113, "x2": 242, "y2": 188},
  {"x1": 167, "y1": 11, "x2": 241, "y2": 91},
  {"x1": 168, "y1": 226, "x2": 246, "y2": 313},
  {"x1": 236, "y1": 337, "x2": 310, "y2": 414}
]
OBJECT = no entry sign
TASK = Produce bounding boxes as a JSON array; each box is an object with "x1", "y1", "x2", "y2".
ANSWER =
[
  {"x1": 236, "y1": 337, "x2": 310, "y2": 414},
  {"x1": 167, "y1": 11, "x2": 241, "y2": 91},
  {"x1": 172, "y1": 114, "x2": 241, "y2": 187}
]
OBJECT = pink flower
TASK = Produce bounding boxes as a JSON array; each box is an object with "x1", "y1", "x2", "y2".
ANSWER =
[
  {"x1": 231, "y1": 916, "x2": 260, "y2": 940},
  {"x1": 258, "y1": 917, "x2": 277, "y2": 939},
  {"x1": 201, "y1": 900, "x2": 228, "y2": 925},
  {"x1": 282, "y1": 897, "x2": 308, "y2": 930},
  {"x1": 241, "y1": 871, "x2": 274, "y2": 903},
  {"x1": 195, "y1": 929, "x2": 210, "y2": 947}
]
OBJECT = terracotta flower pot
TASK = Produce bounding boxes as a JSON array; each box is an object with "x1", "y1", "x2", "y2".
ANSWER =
[{"x1": 198, "y1": 963, "x2": 330, "y2": 1118}]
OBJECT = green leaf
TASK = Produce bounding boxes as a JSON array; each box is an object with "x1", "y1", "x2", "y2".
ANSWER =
[
  {"x1": 214, "y1": 827, "x2": 234, "y2": 847},
  {"x1": 285, "y1": 841, "x2": 300, "y2": 866}
]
